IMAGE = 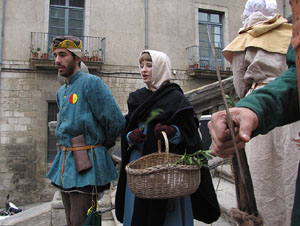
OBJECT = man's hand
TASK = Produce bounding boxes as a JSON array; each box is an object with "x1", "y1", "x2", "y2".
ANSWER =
[{"x1": 208, "y1": 107, "x2": 258, "y2": 158}]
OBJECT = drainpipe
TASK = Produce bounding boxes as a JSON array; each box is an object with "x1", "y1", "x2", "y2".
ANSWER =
[
  {"x1": 145, "y1": 0, "x2": 149, "y2": 49},
  {"x1": 0, "y1": 0, "x2": 6, "y2": 89},
  {"x1": 283, "y1": 0, "x2": 286, "y2": 18}
]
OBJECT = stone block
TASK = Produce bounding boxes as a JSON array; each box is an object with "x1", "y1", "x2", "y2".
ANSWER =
[
  {"x1": 19, "y1": 91, "x2": 32, "y2": 98},
  {"x1": 1, "y1": 102, "x2": 19, "y2": 111},
  {"x1": 0, "y1": 136, "x2": 10, "y2": 144},
  {"x1": 19, "y1": 103, "x2": 33, "y2": 111},
  {"x1": 14, "y1": 124, "x2": 27, "y2": 131},
  {"x1": 0, "y1": 116, "x2": 8, "y2": 123},
  {"x1": 8, "y1": 118, "x2": 19, "y2": 124},
  {"x1": 127, "y1": 78, "x2": 135, "y2": 83},
  {"x1": 15, "y1": 136, "x2": 28, "y2": 144},
  {"x1": 0, "y1": 124, "x2": 15, "y2": 132},
  {"x1": 51, "y1": 191, "x2": 67, "y2": 226},
  {"x1": 31, "y1": 90, "x2": 43, "y2": 98},
  {"x1": 2, "y1": 111, "x2": 13, "y2": 117},
  {"x1": 18, "y1": 117, "x2": 31, "y2": 125},
  {"x1": 9, "y1": 90, "x2": 19, "y2": 98},
  {"x1": 11, "y1": 84, "x2": 23, "y2": 91},
  {"x1": 13, "y1": 111, "x2": 24, "y2": 117}
]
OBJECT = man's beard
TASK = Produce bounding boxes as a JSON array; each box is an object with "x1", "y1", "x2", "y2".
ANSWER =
[{"x1": 57, "y1": 59, "x2": 76, "y2": 77}]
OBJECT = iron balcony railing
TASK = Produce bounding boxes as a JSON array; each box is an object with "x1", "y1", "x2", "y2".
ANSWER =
[
  {"x1": 30, "y1": 32, "x2": 106, "y2": 63},
  {"x1": 186, "y1": 45, "x2": 224, "y2": 70}
]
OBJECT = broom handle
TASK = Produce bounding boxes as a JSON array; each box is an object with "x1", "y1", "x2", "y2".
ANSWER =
[{"x1": 207, "y1": 26, "x2": 258, "y2": 219}]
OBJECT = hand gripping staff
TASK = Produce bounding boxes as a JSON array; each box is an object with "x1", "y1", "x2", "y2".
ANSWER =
[{"x1": 207, "y1": 26, "x2": 262, "y2": 226}]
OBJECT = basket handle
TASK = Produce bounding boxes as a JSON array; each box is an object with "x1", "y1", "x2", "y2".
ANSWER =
[{"x1": 157, "y1": 131, "x2": 169, "y2": 154}]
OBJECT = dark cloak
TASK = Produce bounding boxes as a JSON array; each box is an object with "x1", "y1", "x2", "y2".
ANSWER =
[{"x1": 115, "y1": 83, "x2": 220, "y2": 225}]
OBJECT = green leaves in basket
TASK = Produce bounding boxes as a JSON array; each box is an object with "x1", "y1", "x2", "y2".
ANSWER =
[{"x1": 175, "y1": 150, "x2": 213, "y2": 167}]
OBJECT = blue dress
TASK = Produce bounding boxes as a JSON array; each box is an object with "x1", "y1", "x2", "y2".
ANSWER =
[
  {"x1": 123, "y1": 124, "x2": 194, "y2": 226},
  {"x1": 46, "y1": 71, "x2": 125, "y2": 189}
]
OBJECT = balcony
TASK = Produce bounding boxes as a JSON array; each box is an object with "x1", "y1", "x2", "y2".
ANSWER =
[
  {"x1": 30, "y1": 32, "x2": 105, "y2": 72},
  {"x1": 186, "y1": 45, "x2": 232, "y2": 79}
]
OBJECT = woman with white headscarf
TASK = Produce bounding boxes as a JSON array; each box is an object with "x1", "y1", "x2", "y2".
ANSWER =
[
  {"x1": 115, "y1": 50, "x2": 220, "y2": 226},
  {"x1": 223, "y1": 0, "x2": 300, "y2": 225}
]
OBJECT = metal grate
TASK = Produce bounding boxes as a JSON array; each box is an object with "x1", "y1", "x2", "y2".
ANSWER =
[
  {"x1": 47, "y1": 102, "x2": 58, "y2": 162},
  {"x1": 30, "y1": 32, "x2": 106, "y2": 63}
]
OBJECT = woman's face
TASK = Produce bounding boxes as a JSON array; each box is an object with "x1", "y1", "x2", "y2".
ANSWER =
[{"x1": 140, "y1": 60, "x2": 152, "y2": 85}]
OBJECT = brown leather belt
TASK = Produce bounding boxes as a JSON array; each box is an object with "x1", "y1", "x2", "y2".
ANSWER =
[
  {"x1": 62, "y1": 145, "x2": 102, "y2": 152},
  {"x1": 60, "y1": 144, "x2": 102, "y2": 184}
]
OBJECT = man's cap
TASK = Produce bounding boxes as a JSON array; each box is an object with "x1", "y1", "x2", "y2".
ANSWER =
[{"x1": 51, "y1": 35, "x2": 83, "y2": 58}]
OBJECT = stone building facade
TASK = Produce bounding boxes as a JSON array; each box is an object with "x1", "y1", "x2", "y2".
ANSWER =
[{"x1": 0, "y1": 0, "x2": 290, "y2": 204}]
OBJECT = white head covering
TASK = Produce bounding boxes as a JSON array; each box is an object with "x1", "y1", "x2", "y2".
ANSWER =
[
  {"x1": 67, "y1": 48, "x2": 84, "y2": 58},
  {"x1": 139, "y1": 50, "x2": 171, "y2": 91},
  {"x1": 241, "y1": 0, "x2": 277, "y2": 28},
  {"x1": 58, "y1": 61, "x2": 89, "y2": 85}
]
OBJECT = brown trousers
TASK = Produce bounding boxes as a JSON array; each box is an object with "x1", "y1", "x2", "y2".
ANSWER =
[{"x1": 61, "y1": 191, "x2": 95, "y2": 226}]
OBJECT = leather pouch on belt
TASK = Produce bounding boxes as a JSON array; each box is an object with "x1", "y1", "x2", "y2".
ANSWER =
[{"x1": 70, "y1": 134, "x2": 93, "y2": 174}]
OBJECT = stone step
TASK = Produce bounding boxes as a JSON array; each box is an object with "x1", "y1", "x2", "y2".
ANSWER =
[{"x1": 0, "y1": 202, "x2": 52, "y2": 226}]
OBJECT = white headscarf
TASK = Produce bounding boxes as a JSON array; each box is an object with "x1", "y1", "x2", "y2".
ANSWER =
[
  {"x1": 139, "y1": 50, "x2": 171, "y2": 91},
  {"x1": 241, "y1": 0, "x2": 277, "y2": 29}
]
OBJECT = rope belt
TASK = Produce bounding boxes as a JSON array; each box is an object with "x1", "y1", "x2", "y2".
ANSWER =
[
  {"x1": 249, "y1": 82, "x2": 267, "y2": 94},
  {"x1": 60, "y1": 144, "x2": 102, "y2": 184},
  {"x1": 251, "y1": 82, "x2": 267, "y2": 90}
]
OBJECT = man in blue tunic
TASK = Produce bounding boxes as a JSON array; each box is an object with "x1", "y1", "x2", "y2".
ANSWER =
[{"x1": 46, "y1": 35, "x2": 125, "y2": 226}]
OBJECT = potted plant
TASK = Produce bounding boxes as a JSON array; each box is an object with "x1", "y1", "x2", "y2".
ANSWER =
[
  {"x1": 31, "y1": 47, "x2": 41, "y2": 58},
  {"x1": 90, "y1": 50, "x2": 99, "y2": 62},
  {"x1": 97, "y1": 48, "x2": 102, "y2": 61},
  {"x1": 90, "y1": 49, "x2": 102, "y2": 62},
  {"x1": 83, "y1": 50, "x2": 90, "y2": 61},
  {"x1": 189, "y1": 56, "x2": 199, "y2": 69},
  {"x1": 41, "y1": 52, "x2": 49, "y2": 59}
]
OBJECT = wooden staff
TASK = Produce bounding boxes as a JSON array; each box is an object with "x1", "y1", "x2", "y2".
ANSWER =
[
  {"x1": 207, "y1": 26, "x2": 261, "y2": 226},
  {"x1": 290, "y1": 0, "x2": 300, "y2": 110}
]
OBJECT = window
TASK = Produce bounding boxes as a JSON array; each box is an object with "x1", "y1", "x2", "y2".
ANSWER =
[
  {"x1": 198, "y1": 10, "x2": 224, "y2": 70},
  {"x1": 47, "y1": 102, "x2": 58, "y2": 163},
  {"x1": 49, "y1": 0, "x2": 85, "y2": 37}
]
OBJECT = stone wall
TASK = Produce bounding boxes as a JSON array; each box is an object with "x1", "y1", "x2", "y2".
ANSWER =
[{"x1": 0, "y1": 67, "x2": 60, "y2": 204}]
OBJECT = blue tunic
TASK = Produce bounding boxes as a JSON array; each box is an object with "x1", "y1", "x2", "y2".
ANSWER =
[{"x1": 46, "y1": 71, "x2": 125, "y2": 189}]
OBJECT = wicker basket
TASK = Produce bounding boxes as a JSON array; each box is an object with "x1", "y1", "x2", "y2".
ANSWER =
[{"x1": 125, "y1": 131, "x2": 201, "y2": 199}]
